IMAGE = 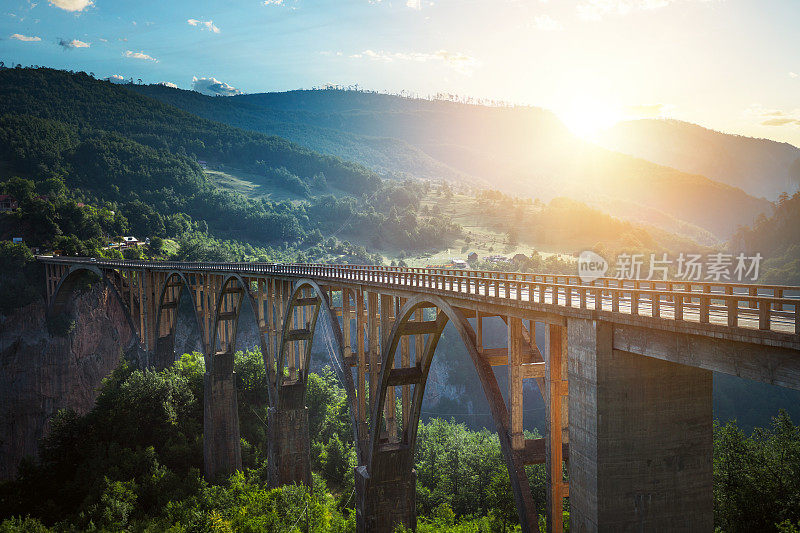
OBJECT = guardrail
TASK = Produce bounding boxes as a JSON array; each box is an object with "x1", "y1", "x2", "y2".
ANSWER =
[{"x1": 37, "y1": 256, "x2": 800, "y2": 336}]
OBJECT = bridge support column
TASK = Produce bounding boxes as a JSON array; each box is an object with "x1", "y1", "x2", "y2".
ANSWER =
[
  {"x1": 268, "y1": 383, "x2": 312, "y2": 487},
  {"x1": 154, "y1": 335, "x2": 174, "y2": 370},
  {"x1": 203, "y1": 352, "x2": 242, "y2": 482},
  {"x1": 267, "y1": 407, "x2": 311, "y2": 487},
  {"x1": 355, "y1": 450, "x2": 416, "y2": 533},
  {"x1": 567, "y1": 318, "x2": 713, "y2": 532}
]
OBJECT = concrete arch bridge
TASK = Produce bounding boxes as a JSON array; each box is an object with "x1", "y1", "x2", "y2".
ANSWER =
[{"x1": 39, "y1": 257, "x2": 800, "y2": 532}]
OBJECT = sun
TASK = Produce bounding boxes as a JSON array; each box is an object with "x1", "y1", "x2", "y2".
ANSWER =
[{"x1": 557, "y1": 99, "x2": 622, "y2": 141}]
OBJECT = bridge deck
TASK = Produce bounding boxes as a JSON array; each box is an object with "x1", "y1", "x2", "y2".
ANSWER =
[{"x1": 37, "y1": 257, "x2": 800, "y2": 350}]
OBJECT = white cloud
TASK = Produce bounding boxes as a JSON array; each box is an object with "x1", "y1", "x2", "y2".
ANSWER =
[
  {"x1": 58, "y1": 38, "x2": 89, "y2": 49},
  {"x1": 107, "y1": 74, "x2": 126, "y2": 83},
  {"x1": 10, "y1": 33, "x2": 41, "y2": 41},
  {"x1": 406, "y1": 0, "x2": 422, "y2": 9},
  {"x1": 158, "y1": 81, "x2": 178, "y2": 88},
  {"x1": 577, "y1": 0, "x2": 715, "y2": 20},
  {"x1": 531, "y1": 14, "x2": 563, "y2": 30},
  {"x1": 192, "y1": 76, "x2": 242, "y2": 96},
  {"x1": 48, "y1": 0, "x2": 93, "y2": 12},
  {"x1": 187, "y1": 18, "x2": 220, "y2": 33},
  {"x1": 263, "y1": 0, "x2": 283, "y2": 5},
  {"x1": 746, "y1": 104, "x2": 800, "y2": 127},
  {"x1": 790, "y1": 72, "x2": 798, "y2": 79},
  {"x1": 123, "y1": 50, "x2": 158, "y2": 62},
  {"x1": 351, "y1": 49, "x2": 477, "y2": 74}
]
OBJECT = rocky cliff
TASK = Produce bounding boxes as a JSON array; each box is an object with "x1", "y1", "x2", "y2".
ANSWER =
[{"x1": 0, "y1": 283, "x2": 134, "y2": 480}]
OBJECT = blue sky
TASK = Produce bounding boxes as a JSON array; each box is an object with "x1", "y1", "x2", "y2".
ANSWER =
[{"x1": 2, "y1": 0, "x2": 799, "y2": 146}]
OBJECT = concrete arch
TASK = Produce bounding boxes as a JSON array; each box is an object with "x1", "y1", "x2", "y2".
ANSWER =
[
  {"x1": 152, "y1": 271, "x2": 207, "y2": 370},
  {"x1": 208, "y1": 274, "x2": 273, "y2": 394},
  {"x1": 275, "y1": 281, "x2": 321, "y2": 395},
  {"x1": 275, "y1": 279, "x2": 361, "y2": 460},
  {"x1": 48, "y1": 265, "x2": 138, "y2": 350},
  {"x1": 368, "y1": 294, "x2": 540, "y2": 532}
]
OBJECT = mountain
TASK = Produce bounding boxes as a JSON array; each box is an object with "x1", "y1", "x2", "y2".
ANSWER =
[
  {"x1": 0, "y1": 67, "x2": 460, "y2": 254},
  {"x1": 0, "y1": 69, "x2": 380, "y2": 197},
  {"x1": 128, "y1": 84, "x2": 474, "y2": 184},
  {"x1": 128, "y1": 86, "x2": 771, "y2": 241},
  {"x1": 600, "y1": 119, "x2": 800, "y2": 200}
]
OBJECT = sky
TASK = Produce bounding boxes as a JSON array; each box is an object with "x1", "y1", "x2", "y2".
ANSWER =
[{"x1": 1, "y1": 0, "x2": 799, "y2": 146}]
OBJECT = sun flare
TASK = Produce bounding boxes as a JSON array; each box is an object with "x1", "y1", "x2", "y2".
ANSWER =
[{"x1": 557, "y1": 100, "x2": 622, "y2": 140}]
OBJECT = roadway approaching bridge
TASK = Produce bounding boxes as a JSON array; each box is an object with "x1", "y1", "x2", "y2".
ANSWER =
[{"x1": 39, "y1": 256, "x2": 800, "y2": 532}]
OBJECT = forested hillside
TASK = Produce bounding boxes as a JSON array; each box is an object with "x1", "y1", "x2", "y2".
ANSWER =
[
  {"x1": 0, "y1": 67, "x2": 461, "y2": 254},
  {"x1": 602, "y1": 119, "x2": 800, "y2": 200},
  {"x1": 732, "y1": 191, "x2": 800, "y2": 284},
  {"x1": 1, "y1": 348, "x2": 798, "y2": 532},
  {"x1": 127, "y1": 85, "x2": 772, "y2": 240},
  {"x1": 0, "y1": 69, "x2": 379, "y2": 196},
  {"x1": 129, "y1": 83, "x2": 471, "y2": 184}
]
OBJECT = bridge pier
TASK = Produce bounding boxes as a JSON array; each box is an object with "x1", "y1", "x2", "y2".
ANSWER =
[
  {"x1": 267, "y1": 383, "x2": 311, "y2": 488},
  {"x1": 154, "y1": 335, "x2": 174, "y2": 370},
  {"x1": 567, "y1": 318, "x2": 713, "y2": 532},
  {"x1": 355, "y1": 450, "x2": 416, "y2": 533},
  {"x1": 203, "y1": 352, "x2": 242, "y2": 482}
]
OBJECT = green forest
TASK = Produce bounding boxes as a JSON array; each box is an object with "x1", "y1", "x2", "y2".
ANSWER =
[
  {"x1": 0, "y1": 67, "x2": 461, "y2": 256},
  {"x1": 733, "y1": 191, "x2": 800, "y2": 285},
  {"x1": 0, "y1": 348, "x2": 798, "y2": 532}
]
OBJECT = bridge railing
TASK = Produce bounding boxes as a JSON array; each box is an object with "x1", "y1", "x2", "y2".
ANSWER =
[
  {"x1": 36, "y1": 257, "x2": 800, "y2": 336},
  {"x1": 272, "y1": 263, "x2": 799, "y2": 333},
  {"x1": 279, "y1": 262, "x2": 798, "y2": 303}
]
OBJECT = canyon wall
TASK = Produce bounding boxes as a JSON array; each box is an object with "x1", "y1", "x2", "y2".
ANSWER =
[{"x1": 0, "y1": 283, "x2": 134, "y2": 480}]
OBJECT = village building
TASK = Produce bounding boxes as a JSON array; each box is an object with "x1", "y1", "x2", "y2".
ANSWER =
[{"x1": 0, "y1": 194, "x2": 18, "y2": 212}]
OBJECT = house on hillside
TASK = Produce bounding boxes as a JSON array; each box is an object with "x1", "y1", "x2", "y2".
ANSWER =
[
  {"x1": 0, "y1": 195, "x2": 18, "y2": 212},
  {"x1": 467, "y1": 252, "x2": 478, "y2": 263},
  {"x1": 121, "y1": 236, "x2": 139, "y2": 248},
  {"x1": 512, "y1": 253, "x2": 528, "y2": 263}
]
